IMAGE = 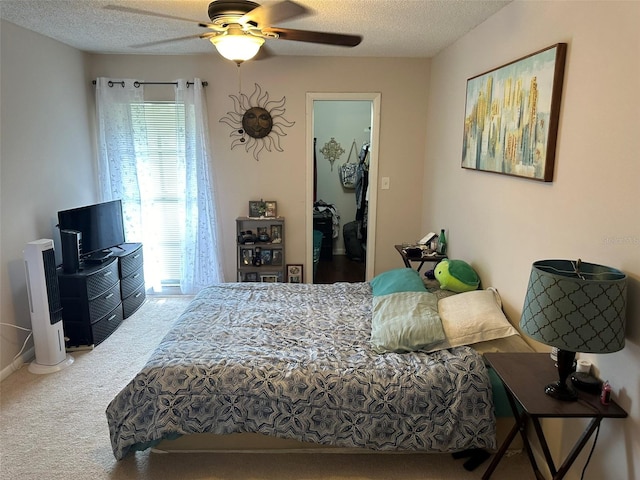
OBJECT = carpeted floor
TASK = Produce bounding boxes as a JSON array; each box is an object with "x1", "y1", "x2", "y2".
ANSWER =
[{"x1": 0, "y1": 295, "x2": 534, "y2": 480}]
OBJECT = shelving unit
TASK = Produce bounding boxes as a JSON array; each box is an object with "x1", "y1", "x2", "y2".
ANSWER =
[{"x1": 236, "y1": 217, "x2": 285, "y2": 282}]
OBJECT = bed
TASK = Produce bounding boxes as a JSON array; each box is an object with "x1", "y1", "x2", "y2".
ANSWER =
[{"x1": 107, "y1": 270, "x2": 531, "y2": 460}]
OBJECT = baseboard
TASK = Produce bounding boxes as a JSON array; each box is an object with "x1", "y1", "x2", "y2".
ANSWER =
[{"x1": 0, "y1": 347, "x2": 34, "y2": 382}]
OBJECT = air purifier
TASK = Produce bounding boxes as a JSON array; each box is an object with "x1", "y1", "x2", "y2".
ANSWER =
[{"x1": 24, "y1": 239, "x2": 74, "y2": 374}]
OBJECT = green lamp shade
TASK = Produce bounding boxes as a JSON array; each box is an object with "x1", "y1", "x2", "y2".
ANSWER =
[{"x1": 520, "y1": 259, "x2": 627, "y2": 353}]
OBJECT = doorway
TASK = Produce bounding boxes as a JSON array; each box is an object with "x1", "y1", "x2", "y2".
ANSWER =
[{"x1": 305, "y1": 93, "x2": 381, "y2": 283}]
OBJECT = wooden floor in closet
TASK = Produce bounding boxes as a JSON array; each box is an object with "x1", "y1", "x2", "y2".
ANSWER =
[{"x1": 314, "y1": 254, "x2": 366, "y2": 283}]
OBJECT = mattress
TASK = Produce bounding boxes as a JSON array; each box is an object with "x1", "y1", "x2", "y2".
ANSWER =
[{"x1": 107, "y1": 282, "x2": 497, "y2": 460}]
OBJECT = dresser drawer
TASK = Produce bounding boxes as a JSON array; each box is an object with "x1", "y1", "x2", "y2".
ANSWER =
[
  {"x1": 86, "y1": 260, "x2": 120, "y2": 299},
  {"x1": 88, "y1": 281, "x2": 121, "y2": 323},
  {"x1": 92, "y1": 303, "x2": 124, "y2": 346},
  {"x1": 123, "y1": 284, "x2": 146, "y2": 318},
  {"x1": 121, "y1": 268, "x2": 145, "y2": 299},
  {"x1": 119, "y1": 245, "x2": 144, "y2": 278}
]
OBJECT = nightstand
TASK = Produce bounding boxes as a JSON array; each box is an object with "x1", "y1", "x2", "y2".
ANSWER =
[
  {"x1": 394, "y1": 244, "x2": 446, "y2": 272},
  {"x1": 482, "y1": 353, "x2": 627, "y2": 480}
]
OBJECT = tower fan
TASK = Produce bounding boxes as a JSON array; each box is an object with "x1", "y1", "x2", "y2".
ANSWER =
[{"x1": 24, "y1": 239, "x2": 74, "y2": 374}]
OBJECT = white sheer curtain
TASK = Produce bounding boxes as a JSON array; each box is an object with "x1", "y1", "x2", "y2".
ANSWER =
[
  {"x1": 95, "y1": 77, "x2": 224, "y2": 294},
  {"x1": 175, "y1": 79, "x2": 224, "y2": 292}
]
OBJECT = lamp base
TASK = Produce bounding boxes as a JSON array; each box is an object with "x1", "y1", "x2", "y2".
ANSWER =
[{"x1": 545, "y1": 381, "x2": 578, "y2": 401}]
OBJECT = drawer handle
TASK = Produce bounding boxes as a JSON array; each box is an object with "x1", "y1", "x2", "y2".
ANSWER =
[
  {"x1": 133, "y1": 273, "x2": 140, "y2": 279},
  {"x1": 133, "y1": 254, "x2": 140, "y2": 259},
  {"x1": 134, "y1": 292, "x2": 143, "y2": 298},
  {"x1": 104, "y1": 293, "x2": 115, "y2": 300},
  {"x1": 107, "y1": 314, "x2": 116, "y2": 322},
  {"x1": 103, "y1": 271, "x2": 113, "y2": 277}
]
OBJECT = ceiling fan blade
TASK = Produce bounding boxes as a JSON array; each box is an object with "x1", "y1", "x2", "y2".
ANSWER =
[
  {"x1": 240, "y1": 0, "x2": 310, "y2": 27},
  {"x1": 104, "y1": 4, "x2": 216, "y2": 29},
  {"x1": 263, "y1": 27, "x2": 362, "y2": 47},
  {"x1": 130, "y1": 34, "x2": 212, "y2": 49}
]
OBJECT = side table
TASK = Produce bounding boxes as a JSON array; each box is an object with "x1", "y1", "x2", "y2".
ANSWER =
[
  {"x1": 394, "y1": 244, "x2": 446, "y2": 272},
  {"x1": 483, "y1": 353, "x2": 627, "y2": 480}
]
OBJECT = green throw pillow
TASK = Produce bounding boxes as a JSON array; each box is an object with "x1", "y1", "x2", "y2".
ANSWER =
[
  {"x1": 370, "y1": 268, "x2": 427, "y2": 296},
  {"x1": 370, "y1": 291, "x2": 445, "y2": 354}
]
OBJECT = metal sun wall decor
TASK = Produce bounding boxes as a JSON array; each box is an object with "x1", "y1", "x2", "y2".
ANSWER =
[
  {"x1": 220, "y1": 83, "x2": 295, "y2": 161},
  {"x1": 320, "y1": 137, "x2": 345, "y2": 170},
  {"x1": 462, "y1": 43, "x2": 567, "y2": 182}
]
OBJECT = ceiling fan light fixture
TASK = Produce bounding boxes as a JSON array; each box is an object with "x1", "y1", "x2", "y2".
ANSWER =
[{"x1": 210, "y1": 28, "x2": 265, "y2": 63}]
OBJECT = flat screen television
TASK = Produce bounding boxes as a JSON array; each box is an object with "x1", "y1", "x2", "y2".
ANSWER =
[{"x1": 57, "y1": 200, "x2": 126, "y2": 259}]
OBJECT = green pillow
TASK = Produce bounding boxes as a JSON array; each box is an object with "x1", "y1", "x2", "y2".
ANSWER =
[
  {"x1": 370, "y1": 268, "x2": 426, "y2": 296},
  {"x1": 370, "y1": 291, "x2": 445, "y2": 354}
]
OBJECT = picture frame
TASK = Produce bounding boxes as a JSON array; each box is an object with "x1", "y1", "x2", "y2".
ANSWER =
[
  {"x1": 248, "y1": 201, "x2": 264, "y2": 218},
  {"x1": 271, "y1": 249, "x2": 283, "y2": 266},
  {"x1": 260, "y1": 274, "x2": 279, "y2": 283},
  {"x1": 270, "y1": 224, "x2": 283, "y2": 243},
  {"x1": 244, "y1": 272, "x2": 258, "y2": 282},
  {"x1": 240, "y1": 247, "x2": 254, "y2": 265},
  {"x1": 264, "y1": 201, "x2": 277, "y2": 218},
  {"x1": 461, "y1": 43, "x2": 567, "y2": 182},
  {"x1": 286, "y1": 264, "x2": 303, "y2": 283},
  {"x1": 260, "y1": 249, "x2": 272, "y2": 265}
]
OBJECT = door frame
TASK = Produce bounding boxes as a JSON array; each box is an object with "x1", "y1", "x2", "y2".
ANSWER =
[{"x1": 305, "y1": 92, "x2": 381, "y2": 282}]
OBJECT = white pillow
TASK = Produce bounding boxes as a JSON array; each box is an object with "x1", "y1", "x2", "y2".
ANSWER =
[{"x1": 426, "y1": 288, "x2": 519, "y2": 352}]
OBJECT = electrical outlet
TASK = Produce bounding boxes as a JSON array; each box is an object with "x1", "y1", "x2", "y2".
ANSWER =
[{"x1": 381, "y1": 177, "x2": 390, "y2": 189}]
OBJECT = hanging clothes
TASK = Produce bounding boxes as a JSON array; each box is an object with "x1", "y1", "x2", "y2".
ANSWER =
[{"x1": 355, "y1": 143, "x2": 370, "y2": 240}]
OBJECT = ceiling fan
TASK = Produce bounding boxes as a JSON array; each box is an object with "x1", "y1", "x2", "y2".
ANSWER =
[{"x1": 105, "y1": 0, "x2": 363, "y2": 64}]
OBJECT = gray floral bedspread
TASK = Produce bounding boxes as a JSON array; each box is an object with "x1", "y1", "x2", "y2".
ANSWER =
[{"x1": 107, "y1": 282, "x2": 495, "y2": 460}]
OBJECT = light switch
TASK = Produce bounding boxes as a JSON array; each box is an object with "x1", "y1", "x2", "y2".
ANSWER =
[{"x1": 381, "y1": 177, "x2": 390, "y2": 190}]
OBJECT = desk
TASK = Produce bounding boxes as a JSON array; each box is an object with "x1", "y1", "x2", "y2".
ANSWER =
[
  {"x1": 483, "y1": 353, "x2": 627, "y2": 480},
  {"x1": 394, "y1": 244, "x2": 446, "y2": 272}
]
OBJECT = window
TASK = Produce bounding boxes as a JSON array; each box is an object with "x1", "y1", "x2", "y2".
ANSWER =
[{"x1": 132, "y1": 102, "x2": 185, "y2": 285}]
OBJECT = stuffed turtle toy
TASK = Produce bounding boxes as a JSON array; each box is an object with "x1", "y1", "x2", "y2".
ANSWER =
[{"x1": 434, "y1": 259, "x2": 480, "y2": 293}]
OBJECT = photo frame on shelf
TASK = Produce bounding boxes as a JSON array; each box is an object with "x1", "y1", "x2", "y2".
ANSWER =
[
  {"x1": 286, "y1": 264, "x2": 303, "y2": 283},
  {"x1": 461, "y1": 43, "x2": 566, "y2": 182},
  {"x1": 260, "y1": 249, "x2": 272, "y2": 265},
  {"x1": 265, "y1": 201, "x2": 277, "y2": 218},
  {"x1": 272, "y1": 250, "x2": 283, "y2": 266},
  {"x1": 270, "y1": 224, "x2": 283, "y2": 243},
  {"x1": 244, "y1": 272, "x2": 258, "y2": 282},
  {"x1": 260, "y1": 274, "x2": 279, "y2": 283},
  {"x1": 248, "y1": 201, "x2": 264, "y2": 218},
  {"x1": 241, "y1": 247, "x2": 254, "y2": 265}
]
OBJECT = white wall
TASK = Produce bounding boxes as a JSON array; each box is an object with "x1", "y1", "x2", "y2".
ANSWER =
[
  {"x1": 0, "y1": 21, "x2": 96, "y2": 376},
  {"x1": 424, "y1": 2, "x2": 639, "y2": 478}
]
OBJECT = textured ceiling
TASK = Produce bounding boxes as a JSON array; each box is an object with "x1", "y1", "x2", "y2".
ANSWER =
[{"x1": 0, "y1": 0, "x2": 511, "y2": 58}]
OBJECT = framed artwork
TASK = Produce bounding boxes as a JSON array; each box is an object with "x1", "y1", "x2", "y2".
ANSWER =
[
  {"x1": 286, "y1": 264, "x2": 303, "y2": 283},
  {"x1": 260, "y1": 274, "x2": 278, "y2": 283},
  {"x1": 461, "y1": 43, "x2": 567, "y2": 182},
  {"x1": 244, "y1": 272, "x2": 258, "y2": 282},
  {"x1": 265, "y1": 201, "x2": 277, "y2": 218}
]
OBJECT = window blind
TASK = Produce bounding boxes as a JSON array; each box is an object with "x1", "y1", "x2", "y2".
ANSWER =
[{"x1": 137, "y1": 102, "x2": 185, "y2": 285}]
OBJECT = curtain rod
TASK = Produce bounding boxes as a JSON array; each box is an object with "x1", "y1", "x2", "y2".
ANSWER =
[{"x1": 91, "y1": 80, "x2": 208, "y2": 87}]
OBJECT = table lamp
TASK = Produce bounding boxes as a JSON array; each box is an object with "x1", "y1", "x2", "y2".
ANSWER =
[{"x1": 520, "y1": 259, "x2": 627, "y2": 401}]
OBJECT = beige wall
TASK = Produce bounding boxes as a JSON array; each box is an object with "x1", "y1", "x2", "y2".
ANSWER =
[
  {"x1": 86, "y1": 54, "x2": 430, "y2": 281},
  {"x1": 0, "y1": 21, "x2": 96, "y2": 375},
  {"x1": 424, "y1": 1, "x2": 639, "y2": 478},
  {"x1": 0, "y1": 23, "x2": 430, "y2": 375}
]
